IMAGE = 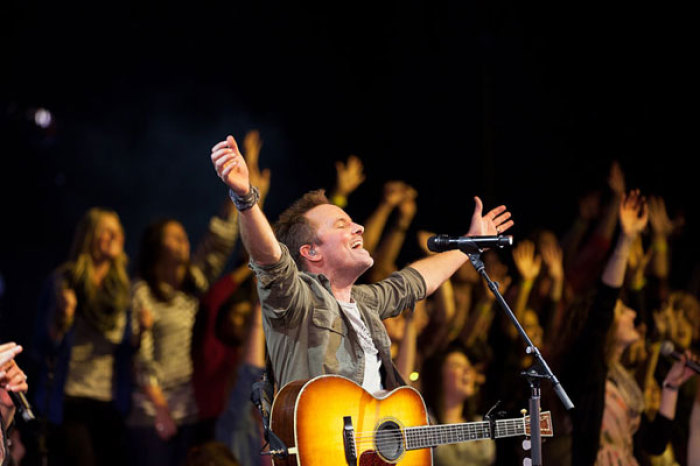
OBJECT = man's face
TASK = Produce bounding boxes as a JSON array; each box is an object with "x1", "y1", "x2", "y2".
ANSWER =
[{"x1": 304, "y1": 204, "x2": 374, "y2": 280}]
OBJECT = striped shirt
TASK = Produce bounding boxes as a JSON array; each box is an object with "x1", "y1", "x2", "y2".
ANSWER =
[{"x1": 128, "y1": 214, "x2": 238, "y2": 426}]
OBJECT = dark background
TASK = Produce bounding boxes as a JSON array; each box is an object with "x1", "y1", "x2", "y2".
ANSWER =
[{"x1": 1, "y1": 1, "x2": 698, "y2": 351}]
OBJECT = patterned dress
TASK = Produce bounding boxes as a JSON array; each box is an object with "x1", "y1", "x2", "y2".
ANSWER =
[{"x1": 595, "y1": 363, "x2": 644, "y2": 466}]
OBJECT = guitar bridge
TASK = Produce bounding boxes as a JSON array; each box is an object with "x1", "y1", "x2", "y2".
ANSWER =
[{"x1": 343, "y1": 416, "x2": 357, "y2": 466}]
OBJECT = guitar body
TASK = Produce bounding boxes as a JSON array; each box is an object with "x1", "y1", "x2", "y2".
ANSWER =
[{"x1": 270, "y1": 375, "x2": 432, "y2": 466}]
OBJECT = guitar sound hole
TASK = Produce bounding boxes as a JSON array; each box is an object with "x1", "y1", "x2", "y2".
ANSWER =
[{"x1": 375, "y1": 420, "x2": 404, "y2": 462}]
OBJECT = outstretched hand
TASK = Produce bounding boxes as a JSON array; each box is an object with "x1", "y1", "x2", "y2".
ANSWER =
[
  {"x1": 619, "y1": 190, "x2": 649, "y2": 238},
  {"x1": 466, "y1": 196, "x2": 514, "y2": 237},
  {"x1": 383, "y1": 181, "x2": 410, "y2": 208},
  {"x1": 512, "y1": 240, "x2": 542, "y2": 282},
  {"x1": 211, "y1": 135, "x2": 250, "y2": 196},
  {"x1": 648, "y1": 196, "x2": 674, "y2": 239},
  {"x1": 335, "y1": 155, "x2": 366, "y2": 197}
]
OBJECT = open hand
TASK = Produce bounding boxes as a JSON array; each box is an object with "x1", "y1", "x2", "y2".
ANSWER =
[
  {"x1": 619, "y1": 190, "x2": 649, "y2": 238},
  {"x1": 335, "y1": 155, "x2": 365, "y2": 197},
  {"x1": 512, "y1": 240, "x2": 542, "y2": 282},
  {"x1": 467, "y1": 196, "x2": 514, "y2": 237}
]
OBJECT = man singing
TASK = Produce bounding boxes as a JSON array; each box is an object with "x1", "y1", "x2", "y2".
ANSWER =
[{"x1": 210, "y1": 134, "x2": 513, "y2": 393}]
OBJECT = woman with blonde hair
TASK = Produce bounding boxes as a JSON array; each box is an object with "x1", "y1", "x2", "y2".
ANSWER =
[{"x1": 34, "y1": 207, "x2": 136, "y2": 466}]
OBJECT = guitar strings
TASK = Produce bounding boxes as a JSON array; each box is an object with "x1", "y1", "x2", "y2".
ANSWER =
[
  {"x1": 351, "y1": 419, "x2": 535, "y2": 446},
  {"x1": 352, "y1": 420, "x2": 524, "y2": 438}
]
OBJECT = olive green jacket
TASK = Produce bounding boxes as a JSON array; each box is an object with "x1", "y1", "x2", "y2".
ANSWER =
[{"x1": 252, "y1": 243, "x2": 427, "y2": 391}]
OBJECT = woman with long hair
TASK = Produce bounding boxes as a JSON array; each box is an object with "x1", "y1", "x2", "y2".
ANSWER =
[
  {"x1": 421, "y1": 343, "x2": 495, "y2": 466},
  {"x1": 34, "y1": 207, "x2": 134, "y2": 466},
  {"x1": 561, "y1": 191, "x2": 696, "y2": 466},
  {"x1": 126, "y1": 208, "x2": 239, "y2": 465}
]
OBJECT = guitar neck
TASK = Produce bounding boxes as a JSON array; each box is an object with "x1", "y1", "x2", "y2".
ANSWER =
[{"x1": 404, "y1": 417, "x2": 527, "y2": 450}]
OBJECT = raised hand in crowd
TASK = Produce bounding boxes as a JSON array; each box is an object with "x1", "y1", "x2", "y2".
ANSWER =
[
  {"x1": 620, "y1": 189, "x2": 649, "y2": 238},
  {"x1": 513, "y1": 240, "x2": 542, "y2": 283},
  {"x1": 411, "y1": 230, "x2": 461, "y2": 356},
  {"x1": 561, "y1": 189, "x2": 601, "y2": 267},
  {"x1": 481, "y1": 253, "x2": 512, "y2": 302},
  {"x1": 511, "y1": 240, "x2": 541, "y2": 337},
  {"x1": 602, "y1": 189, "x2": 648, "y2": 287},
  {"x1": 462, "y1": 252, "x2": 511, "y2": 348},
  {"x1": 363, "y1": 180, "x2": 412, "y2": 256},
  {"x1": 369, "y1": 184, "x2": 417, "y2": 282},
  {"x1": 243, "y1": 130, "x2": 271, "y2": 205},
  {"x1": 565, "y1": 161, "x2": 627, "y2": 294},
  {"x1": 597, "y1": 160, "x2": 627, "y2": 245},
  {"x1": 540, "y1": 238, "x2": 564, "y2": 294},
  {"x1": 330, "y1": 155, "x2": 365, "y2": 208}
]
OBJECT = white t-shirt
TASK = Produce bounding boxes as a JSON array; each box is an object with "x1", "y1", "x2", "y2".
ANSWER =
[{"x1": 338, "y1": 301, "x2": 383, "y2": 395}]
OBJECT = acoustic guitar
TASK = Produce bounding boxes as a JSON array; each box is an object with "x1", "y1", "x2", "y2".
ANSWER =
[{"x1": 269, "y1": 375, "x2": 553, "y2": 466}]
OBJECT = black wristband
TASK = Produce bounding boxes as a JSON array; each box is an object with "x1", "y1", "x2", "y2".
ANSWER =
[
  {"x1": 663, "y1": 381, "x2": 679, "y2": 391},
  {"x1": 228, "y1": 185, "x2": 260, "y2": 211}
]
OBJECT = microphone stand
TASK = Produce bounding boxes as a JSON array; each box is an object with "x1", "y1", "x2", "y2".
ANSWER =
[{"x1": 466, "y1": 248, "x2": 573, "y2": 466}]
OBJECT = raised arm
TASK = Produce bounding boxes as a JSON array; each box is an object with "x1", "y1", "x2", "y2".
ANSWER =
[
  {"x1": 647, "y1": 196, "x2": 673, "y2": 281},
  {"x1": 596, "y1": 160, "x2": 626, "y2": 240},
  {"x1": 511, "y1": 239, "x2": 541, "y2": 325},
  {"x1": 602, "y1": 190, "x2": 648, "y2": 287},
  {"x1": 369, "y1": 185, "x2": 417, "y2": 282},
  {"x1": 408, "y1": 196, "x2": 513, "y2": 296},
  {"x1": 243, "y1": 130, "x2": 271, "y2": 207},
  {"x1": 211, "y1": 135, "x2": 280, "y2": 266},
  {"x1": 363, "y1": 181, "x2": 408, "y2": 255}
]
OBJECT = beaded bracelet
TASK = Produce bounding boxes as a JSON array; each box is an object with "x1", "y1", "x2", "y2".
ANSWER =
[{"x1": 229, "y1": 185, "x2": 260, "y2": 211}]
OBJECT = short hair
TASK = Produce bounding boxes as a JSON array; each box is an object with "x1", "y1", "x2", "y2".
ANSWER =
[{"x1": 273, "y1": 189, "x2": 330, "y2": 270}]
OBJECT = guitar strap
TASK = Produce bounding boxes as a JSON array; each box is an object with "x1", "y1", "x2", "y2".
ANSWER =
[
  {"x1": 264, "y1": 351, "x2": 276, "y2": 397},
  {"x1": 250, "y1": 352, "x2": 289, "y2": 459},
  {"x1": 251, "y1": 352, "x2": 275, "y2": 426}
]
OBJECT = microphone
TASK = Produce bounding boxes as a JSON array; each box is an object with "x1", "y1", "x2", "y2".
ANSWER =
[
  {"x1": 8, "y1": 391, "x2": 35, "y2": 422},
  {"x1": 427, "y1": 235, "x2": 514, "y2": 253},
  {"x1": 660, "y1": 341, "x2": 700, "y2": 374}
]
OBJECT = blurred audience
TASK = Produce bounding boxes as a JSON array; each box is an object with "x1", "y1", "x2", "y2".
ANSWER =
[
  {"x1": 33, "y1": 208, "x2": 133, "y2": 466},
  {"x1": 7, "y1": 132, "x2": 696, "y2": 466}
]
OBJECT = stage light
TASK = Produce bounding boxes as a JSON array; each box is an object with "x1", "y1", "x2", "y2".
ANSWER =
[{"x1": 34, "y1": 108, "x2": 52, "y2": 128}]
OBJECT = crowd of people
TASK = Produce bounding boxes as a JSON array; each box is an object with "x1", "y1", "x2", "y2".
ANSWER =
[{"x1": 1, "y1": 131, "x2": 698, "y2": 466}]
